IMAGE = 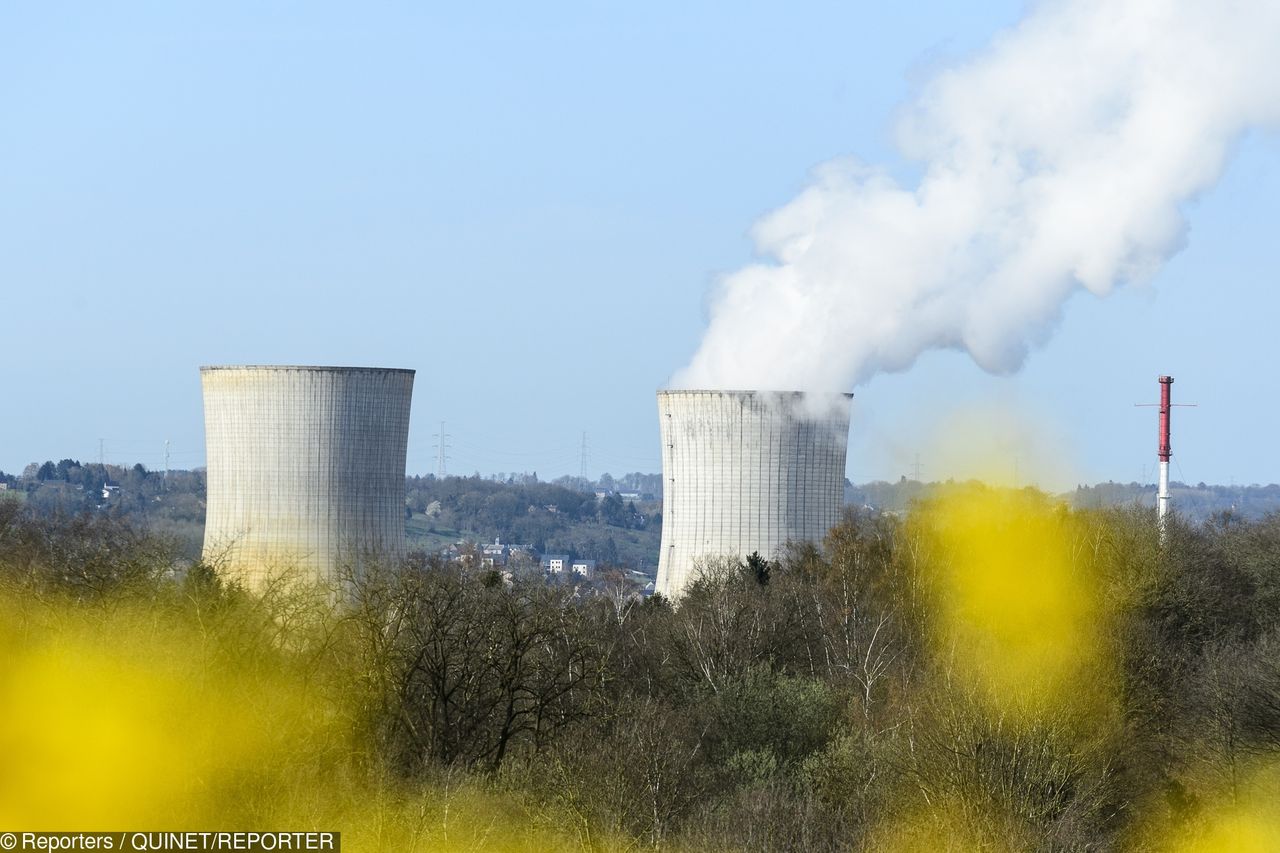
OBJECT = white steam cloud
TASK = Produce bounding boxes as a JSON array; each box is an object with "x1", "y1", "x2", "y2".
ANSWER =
[{"x1": 672, "y1": 0, "x2": 1280, "y2": 392}]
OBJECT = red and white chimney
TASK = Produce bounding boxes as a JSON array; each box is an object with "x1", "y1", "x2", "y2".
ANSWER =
[{"x1": 1157, "y1": 376, "x2": 1173, "y2": 525}]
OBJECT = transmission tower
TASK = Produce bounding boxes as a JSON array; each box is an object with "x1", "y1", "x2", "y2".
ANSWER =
[{"x1": 433, "y1": 421, "x2": 451, "y2": 478}]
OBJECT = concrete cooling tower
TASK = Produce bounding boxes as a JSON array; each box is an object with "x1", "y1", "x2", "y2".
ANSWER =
[
  {"x1": 201, "y1": 365, "x2": 414, "y2": 588},
  {"x1": 656, "y1": 390, "x2": 852, "y2": 599}
]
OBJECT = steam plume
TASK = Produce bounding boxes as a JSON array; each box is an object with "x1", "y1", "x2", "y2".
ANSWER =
[{"x1": 673, "y1": 0, "x2": 1280, "y2": 392}]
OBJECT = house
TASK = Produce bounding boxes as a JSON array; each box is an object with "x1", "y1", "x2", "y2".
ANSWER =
[
  {"x1": 444, "y1": 541, "x2": 482, "y2": 566},
  {"x1": 570, "y1": 559, "x2": 596, "y2": 580},
  {"x1": 482, "y1": 538, "x2": 510, "y2": 568},
  {"x1": 541, "y1": 554, "x2": 571, "y2": 574}
]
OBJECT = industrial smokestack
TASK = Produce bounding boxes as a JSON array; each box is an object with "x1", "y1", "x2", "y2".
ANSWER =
[
  {"x1": 1157, "y1": 375, "x2": 1173, "y2": 526},
  {"x1": 201, "y1": 365, "x2": 415, "y2": 588},
  {"x1": 656, "y1": 390, "x2": 851, "y2": 599}
]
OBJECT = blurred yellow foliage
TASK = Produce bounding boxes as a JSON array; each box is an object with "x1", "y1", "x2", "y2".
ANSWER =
[
  {"x1": 1161, "y1": 761, "x2": 1280, "y2": 853},
  {"x1": 920, "y1": 487, "x2": 1112, "y2": 720},
  {"x1": 0, "y1": 593, "x2": 612, "y2": 851}
]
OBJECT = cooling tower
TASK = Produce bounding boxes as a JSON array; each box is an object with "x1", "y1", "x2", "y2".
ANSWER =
[
  {"x1": 656, "y1": 390, "x2": 852, "y2": 599},
  {"x1": 201, "y1": 365, "x2": 414, "y2": 588}
]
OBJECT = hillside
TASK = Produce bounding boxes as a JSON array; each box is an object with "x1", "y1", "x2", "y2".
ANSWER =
[
  {"x1": 403, "y1": 474, "x2": 662, "y2": 572},
  {"x1": 7, "y1": 462, "x2": 1280, "y2": 573},
  {"x1": 849, "y1": 477, "x2": 1280, "y2": 522}
]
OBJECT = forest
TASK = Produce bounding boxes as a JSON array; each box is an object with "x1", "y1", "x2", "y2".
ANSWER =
[{"x1": 2, "y1": 485, "x2": 1278, "y2": 849}]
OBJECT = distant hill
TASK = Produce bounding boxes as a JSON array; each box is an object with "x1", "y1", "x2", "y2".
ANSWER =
[
  {"x1": 402, "y1": 474, "x2": 661, "y2": 573},
  {"x1": 848, "y1": 477, "x2": 1280, "y2": 522},
  {"x1": 6, "y1": 461, "x2": 1279, "y2": 571}
]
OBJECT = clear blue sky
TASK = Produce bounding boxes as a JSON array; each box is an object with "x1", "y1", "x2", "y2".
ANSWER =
[{"x1": 3, "y1": 2, "x2": 1277, "y2": 489}]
